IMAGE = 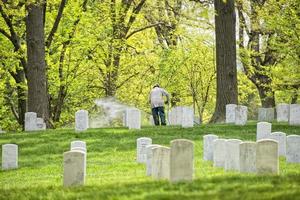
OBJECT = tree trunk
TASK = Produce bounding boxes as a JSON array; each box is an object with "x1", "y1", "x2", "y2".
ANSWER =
[
  {"x1": 210, "y1": 0, "x2": 238, "y2": 123},
  {"x1": 15, "y1": 70, "x2": 27, "y2": 129},
  {"x1": 26, "y1": 1, "x2": 50, "y2": 126},
  {"x1": 256, "y1": 85, "x2": 275, "y2": 107}
]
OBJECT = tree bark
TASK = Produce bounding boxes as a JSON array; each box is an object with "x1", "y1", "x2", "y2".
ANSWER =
[
  {"x1": 26, "y1": 1, "x2": 50, "y2": 126},
  {"x1": 210, "y1": 0, "x2": 238, "y2": 123}
]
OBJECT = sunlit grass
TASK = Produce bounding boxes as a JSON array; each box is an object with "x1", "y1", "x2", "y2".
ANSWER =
[{"x1": 0, "y1": 123, "x2": 299, "y2": 199}]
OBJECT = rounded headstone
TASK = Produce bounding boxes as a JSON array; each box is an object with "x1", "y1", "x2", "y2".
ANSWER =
[
  {"x1": 151, "y1": 146, "x2": 170, "y2": 180},
  {"x1": 256, "y1": 122, "x2": 272, "y2": 141},
  {"x1": 136, "y1": 137, "x2": 152, "y2": 163},
  {"x1": 213, "y1": 139, "x2": 227, "y2": 168},
  {"x1": 239, "y1": 142, "x2": 256, "y2": 173},
  {"x1": 146, "y1": 144, "x2": 161, "y2": 176},
  {"x1": 170, "y1": 139, "x2": 194, "y2": 183},
  {"x1": 256, "y1": 139, "x2": 279, "y2": 175},
  {"x1": 2, "y1": 144, "x2": 18, "y2": 170},
  {"x1": 203, "y1": 134, "x2": 219, "y2": 161},
  {"x1": 286, "y1": 135, "x2": 300, "y2": 163},
  {"x1": 269, "y1": 132, "x2": 286, "y2": 157},
  {"x1": 225, "y1": 139, "x2": 242, "y2": 171}
]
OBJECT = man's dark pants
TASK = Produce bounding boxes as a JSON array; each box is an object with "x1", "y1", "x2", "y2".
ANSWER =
[{"x1": 152, "y1": 106, "x2": 166, "y2": 126}]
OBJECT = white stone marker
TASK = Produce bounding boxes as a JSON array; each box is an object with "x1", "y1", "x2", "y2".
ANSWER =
[
  {"x1": 127, "y1": 108, "x2": 141, "y2": 129},
  {"x1": 170, "y1": 139, "x2": 194, "y2": 183},
  {"x1": 258, "y1": 108, "x2": 275, "y2": 122},
  {"x1": 276, "y1": 103, "x2": 289, "y2": 122},
  {"x1": 239, "y1": 142, "x2": 256, "y2": 173},
  {"x1": 2, "y1": 144, "x2": 18, "y2": 170},
  {"x1": 235, "y1": 105, "x2": 248, "y2": 125},
  {"x1": 181, "y1": 107, "x2": 194, "y2": 128},
  {"x1": 75, "y1": 110, "x2": 89, "y2": 131},
  {"x1": 71, "y1": 141, "x2": 86, "y2": 150},
  {"x1": 169, "y1": 107, "x2": 183, "y2": 125},
  {"x1": 225, "y1": 139, "x2": 242, "y2": 171},
  {"x1": 25, "y1": 112, "x2": 37, "y2": 131},
  {"x1": 213, "y1": 139, "x2": 227, "y2": 168},
  {"x1": 256, "y1": 122, "x2": 272, "y2": 141},
  {"x1": 286, "y1": 135, "x2": 300, "y2": 163},
  {"x1": 136, "y1": 137, "x2": 152, "y2": 163},
  {"x1": 36, "y1": 118, "x2": 46, "y2": 130},
  {"x1": 151, "y1": 146, "x2": 170, "y2": 180},
  {"x1": 289, "y1": 104, "x2": 300, "y2": 125},
  {"x1": 63, "y1": 150, "x2": 86, "y2": 187},
  {"x1": 226, "y1": 104, "x2": 237, "y2": 123},
  {"x1": 146, "y1": 144, "x2": 161, "y2": 176},
  {"x1": 203, "y1": 134, "x2": 219, "y2": 161},
  {"x1": 269, "y1": 132, "x2": 286, "y2": 157},
  {"x1": 256, "y1": 139, "x2": 279, "y2": 175}
]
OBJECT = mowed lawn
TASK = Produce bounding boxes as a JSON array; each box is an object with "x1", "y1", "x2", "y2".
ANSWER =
[{"x1": 0, "y1": 123, "x2": 300, "y2": 200}]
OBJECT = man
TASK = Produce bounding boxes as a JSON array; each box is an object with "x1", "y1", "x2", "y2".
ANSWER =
[{"x1": 149, "y1": 83, "x2": 170, "y2": 126}]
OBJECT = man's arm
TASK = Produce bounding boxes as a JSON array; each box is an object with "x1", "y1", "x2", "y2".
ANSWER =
[{"x1": 161, "y1": 89, "x2": 170, "y2": 104}]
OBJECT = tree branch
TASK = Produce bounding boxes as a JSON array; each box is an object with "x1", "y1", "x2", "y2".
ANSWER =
[
  {"x1": 45, "y1": 0, "x2": 67, "y2": 48},
  {"x1": 126, "y1": 22, "x2": 162, "y2": 39}
]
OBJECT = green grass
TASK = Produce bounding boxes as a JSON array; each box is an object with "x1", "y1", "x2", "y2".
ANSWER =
[{"x1": 0, "y1": 123, "x2": 300, "y2": 200}]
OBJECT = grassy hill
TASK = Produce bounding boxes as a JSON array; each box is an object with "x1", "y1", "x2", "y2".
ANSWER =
[{"x1": 0, "y1": 123, "x2": 300, "y2": 200}]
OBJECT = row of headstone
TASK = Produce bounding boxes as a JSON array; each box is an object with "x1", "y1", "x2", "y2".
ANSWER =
[
  {"x1": 225, "y1": 104, "x2": 248, "y2": 125},
  {"x1": 2, "y1": 144, "x2": 18, "y2": 170},
  {"x1": 63, "y1": 140, "x2": 87, "y2": 187},
  {"x1": 204, "y1": 132, "x2": 300, "y2": 174},
  {"x1": 168, "y1": 106, "x2": 194, "y2": 128},
  {"x1": 256, "y1": 104, "x2": 300, "y2": 125},
  {"x1": 256, "y1": 122, "x2": 300, "y2": 161},
  {"x1": 25, "y1": 112, "x2": 46, "y2": 131},
  {"x1": 209, "y1": 136, "x2": 279, "y2": 174},
  {"x1": 137, "y1": 137, "x2": 194, "y2": 183}
]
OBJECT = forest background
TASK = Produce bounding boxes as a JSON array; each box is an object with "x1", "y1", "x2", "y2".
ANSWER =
[{"x1": 0, "y1": 0, "x2": 299, "y2": 130}]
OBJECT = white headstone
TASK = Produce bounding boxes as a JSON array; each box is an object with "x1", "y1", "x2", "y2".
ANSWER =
[
  {"x1": 226, "y1": 104, "x2": 237, "y2": 123},
  {"x1": 181, "y1": 107, "x2": 194, "y2": 128},
  {"x1": 225, "y1": 139, "x2": 242, "y2": 171},
  {"x1": 256, "y1": 122, "x2": 272, "y2": 141},
  {"x1": 36, "y1": 118, "x2": 46, "y2": 130},
  {"x1": 146, "y1": 144, "x2": 161, "y2": 176},
  {"x1": 168, "y1": 107, "x2": 183, "y2": 125},
  {"x1": 136, "y1": 137, "x2": 152, "y2": 163},
  {"x1": 258, "y1": 108, "x2": 275, "y2": 122},
  {"x1": 213, "y1": 139, "x2": 227, "y2": 168},
  {"x1": 170, "y1": 139, "x2": 194, "y2": 183},
  {"x1": 151, "y1": 146, "x2": 170, "y2": 180},
  {"x1": 276, "y1": 103, "x2": 289, "y2": 122},
  {"x1": 127, "y1": 108, "x2": 141, "y2": 129},
  {"x1": 203, "y1": 134, "x2": 219, "y2": 161},
  {"x1": 2, "y1": 144, "x2": 18, "y2": 170},
  {"x1": 286, "y1": 135, "x2": 300, "y2": 163},
  {"x1": 239, "y1": 142, "x2": 256, "y2": 173},
  {"x1": 235, "y1": 105, "x2": 247, "y2": 125},
  {"x1": 256, "y1": 139, "x2": 279, "y2": 175},
  {"x1": 268, "y1": 132, "x2": 286, "y2": 157},
  {"x1": 25, "y1": 112, "x2": 37, "y2": 131},
  {"x1": 75, "y1": 110, "x2": 89, "y2": 131},
  {"x1": 63, "y1": 150, "x2": 86, "y2": 187},
  {"x1": 289, "y1": 104, "x2": 300, "y2": 125},
  {"x1": 71, "y1": 140, "x2": 86, "y2": 150}
]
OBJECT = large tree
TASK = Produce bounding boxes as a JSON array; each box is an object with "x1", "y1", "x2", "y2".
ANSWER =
[
  {"x1": 26, "y1": 1, "x2": 49, "y2": 125},
  {"x1": 210, "y1": 0, "x2": 238, "y2": 122}
]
